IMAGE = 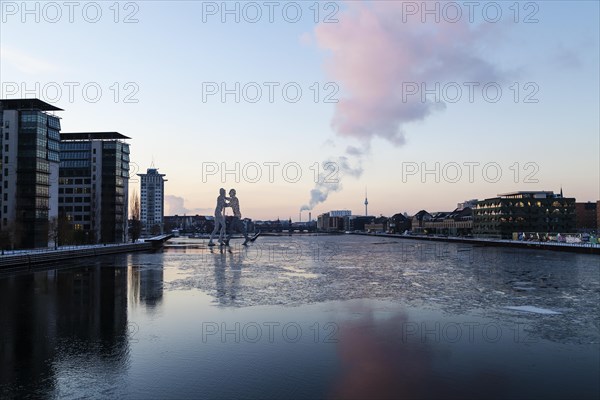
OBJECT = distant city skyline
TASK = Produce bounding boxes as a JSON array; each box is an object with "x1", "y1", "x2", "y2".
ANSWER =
[{"x1": 2, "y1": 1, "x2": 598, "y2": 220}]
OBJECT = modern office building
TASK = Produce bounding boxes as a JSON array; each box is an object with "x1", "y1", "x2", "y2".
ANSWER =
[
  {"x1": 473, "y1": 191, "x2": 576, "y2": 239},
  {"x1": 0, "y1": 99, "x2": 62, "y2": 248},
  {"x1": 317, "y1": 211, "x2": 350, "y2": 232},
  {"x1": 59, "y1": 132, "x2": 131, "y2": 243},
  {"x1": 138, "y1": 167, "x2": 167, "y2": 234}
]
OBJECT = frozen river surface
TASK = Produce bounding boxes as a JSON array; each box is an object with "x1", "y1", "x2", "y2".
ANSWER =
[{"x1": 1, "y1": 235, "x2": 598, "y2": 399}]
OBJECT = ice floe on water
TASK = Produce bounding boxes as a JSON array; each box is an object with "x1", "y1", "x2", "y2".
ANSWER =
[
  {"x1": 512, "y1": 286, "x2": 536, "y2": 292},
  {"x1": 503, "y1": 306, "x2": 562, "y2": 315},
  {"x1": 159, "y1": 236, "x2": 599, "y2": 343}
]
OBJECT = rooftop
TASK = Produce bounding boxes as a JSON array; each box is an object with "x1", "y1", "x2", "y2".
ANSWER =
[
  {"x1": 0, "y1": 98, "x2": 63, "y2": 112},
  {"x1": 498, "y1": 191, "x2": 556, "y2": 196},
  {"x1": 61, "y1": 132, "x2": 131, "y2": 141},
  {"x1": 138, "y1": 168, "x2": 167, "y2": 177}
]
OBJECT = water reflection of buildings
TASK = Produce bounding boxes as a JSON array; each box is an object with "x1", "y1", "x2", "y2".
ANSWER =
[
  {"x1": 0, "y1": 262, "x2": 129, "y2": 398},
  {"x1": 127, "y1": 254, "x2": 164, "y2": 309}
]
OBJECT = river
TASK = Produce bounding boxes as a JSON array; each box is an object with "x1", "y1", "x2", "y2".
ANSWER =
[{"x1": 1, "y1": 235, "x2": 598, "y2": 399}]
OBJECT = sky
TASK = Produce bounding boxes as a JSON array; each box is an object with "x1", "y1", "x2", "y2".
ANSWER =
[{"x1": 1, "y1": 0, "x2": 598, "y2": 220}]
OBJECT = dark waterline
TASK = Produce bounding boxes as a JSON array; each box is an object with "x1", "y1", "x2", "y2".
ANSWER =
[{"x1": 1, "y1": 236, "x2": 599, "y2": 399}]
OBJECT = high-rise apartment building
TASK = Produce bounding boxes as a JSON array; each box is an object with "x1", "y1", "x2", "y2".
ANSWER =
[
  {"x1": 0, "y1": 99, "x2": 62, "y2": 248},
  {"x1": 138, "y1": 167, "x2": 167, "y2": 234},
  {"x1": 59, "y1": 132, "x2": 131, "y2": 243}
]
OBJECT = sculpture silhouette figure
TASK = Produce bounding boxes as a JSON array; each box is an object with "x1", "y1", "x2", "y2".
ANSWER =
[
  {"x1": 224, "y1": 189, "x2": 249, "y2": 246},
  {"x1": 208, "y1": 188, "x2": 229, "y2": 246}
]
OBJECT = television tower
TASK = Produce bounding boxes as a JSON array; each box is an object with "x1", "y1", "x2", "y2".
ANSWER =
[{"x1": 364, "y1": 187, "x2": 369, "y2": 216}]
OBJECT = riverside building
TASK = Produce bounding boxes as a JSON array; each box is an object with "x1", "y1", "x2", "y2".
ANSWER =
[
  {"x1": 59, "y1": 132, "x2": 131, "y2": 243},
  {"x1": 0, "y1": 99, "x2": 62, "y2": 248}
]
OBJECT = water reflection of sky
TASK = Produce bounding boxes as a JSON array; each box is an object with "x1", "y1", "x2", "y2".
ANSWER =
[{"x1": 1, "y1": 236, "x2": 598, "y2": 399}]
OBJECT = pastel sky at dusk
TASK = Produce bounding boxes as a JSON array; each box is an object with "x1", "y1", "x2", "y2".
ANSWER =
[{"x1": 1, "y1": 1, "x2": 598, "y2": 220}]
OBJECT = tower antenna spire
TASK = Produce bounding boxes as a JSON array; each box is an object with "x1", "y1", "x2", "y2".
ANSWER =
[{"x1": 364, "y1": 186, "x2": 369, "y2": 216}]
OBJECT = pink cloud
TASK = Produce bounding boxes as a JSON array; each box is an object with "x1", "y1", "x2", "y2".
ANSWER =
[{"x1": 314, "y1": 1, "x2": 503, "y2": 145}]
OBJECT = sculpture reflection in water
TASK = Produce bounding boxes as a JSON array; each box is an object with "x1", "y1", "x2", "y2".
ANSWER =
[{"x1": 211, "y1": 245, "x2": 243, "y2": 306}]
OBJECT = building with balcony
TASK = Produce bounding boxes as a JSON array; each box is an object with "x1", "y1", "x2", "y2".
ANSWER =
[
  {"x1": 59, "y1": 132, "x2": 131, "y2": 243},
  {"x1": 138, "y1": 167, "x2": 167, "y2": 235},
  {"x1": 0, "y1": 99, "x2": 62, "y2": 248},
  {"x1": 317, "y1": 212, "x2": 346, "y2": 232},
  {"x1": 473, "y1": 191, "x2": 576, "y2": 239}
]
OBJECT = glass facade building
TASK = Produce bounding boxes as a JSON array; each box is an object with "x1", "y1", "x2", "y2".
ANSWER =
[
  {"x1": 473, "y1": 191, "x2": 576, "y2": 239},
  {"x1": 59, "y1": 132, "x2": 130, "y2": 244},
  {"x1": 0, "y1": 99, "x2": 62, "y2": 248}
]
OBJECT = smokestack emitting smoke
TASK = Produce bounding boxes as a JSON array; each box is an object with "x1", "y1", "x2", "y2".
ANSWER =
[
  {"x1": 300, "y1": 1, "x2": 504, "y2": 212},
  {"x1": 300, "y1": 154, "x2": 363, "y2": 212}
]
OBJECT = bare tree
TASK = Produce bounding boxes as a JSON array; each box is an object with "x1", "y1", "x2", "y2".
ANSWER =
[
  {"x1": 48, "y1": 217, "x2": 59, "y2": 250},
  {"x1": 129, "y1": 189, "x2": 142, "y2": 242}
]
